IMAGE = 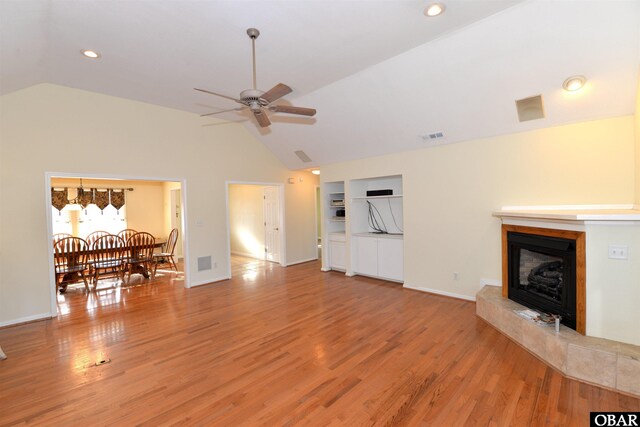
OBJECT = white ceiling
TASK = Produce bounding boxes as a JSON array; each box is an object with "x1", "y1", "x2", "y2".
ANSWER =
[{"x1": 2, "y1": 0, "x2": 640, "y2": 169}]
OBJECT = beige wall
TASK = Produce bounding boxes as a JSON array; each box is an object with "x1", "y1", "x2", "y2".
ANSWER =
[
  {"x1": 229, "y1": 184, "x2": 266, "y2": 259},
  {"x1": 636, "y1": 72, "x2": 640, "y2": 204},
  {"x1": 0, "y1": 84, "x2": 318, "y2": 325},
  {"x1": 322, "y1": 115, "x2": 636, "y2": 301},
  {"x1": 51, "y1": 177, "x2": 168, "y2": 238}
]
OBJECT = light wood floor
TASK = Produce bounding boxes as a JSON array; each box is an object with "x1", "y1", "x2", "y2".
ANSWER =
[{"x1": 1, "y1": 257, "x2": 638, "y2": 426}]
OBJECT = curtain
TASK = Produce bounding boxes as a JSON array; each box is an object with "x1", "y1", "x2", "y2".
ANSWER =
[
  {"x1": 51, "y1": 188, "x2": 68, "y2": 212},
  {"x1": 109, "y1": 189, "x2": 125, "y2": 213},
  {"x1": 77, "y1": 187, "x2": 94, "y2": 209},
  {"x1": 94, "y1": 189, "x2": 110, "y2": 212}
]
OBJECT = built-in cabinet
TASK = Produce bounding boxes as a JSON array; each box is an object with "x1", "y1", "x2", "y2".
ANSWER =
[
  {"x1": 322, "y1": 175, "x2": 404, "y2": 283},
  {"x1": 324, "y1": 181, "x2": 346, "y2": 271},
  {"x1": 352, "y1": 234, "x2": 403, "y2": 281}
]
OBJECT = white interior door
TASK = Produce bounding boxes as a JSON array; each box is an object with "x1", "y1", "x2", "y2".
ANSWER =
[
  {"x1": 263, "y1": 186, "x2": 281, "y2": 263},
  {"x1": 170, "y1": 189, "x2": 183, "y2": 258}
]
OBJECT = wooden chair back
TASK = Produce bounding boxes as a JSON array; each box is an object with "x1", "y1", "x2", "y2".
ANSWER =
[
  {"x1": 164, "y1": 228, "x2": 179, "y2": 255},
  {"x1": 117, "y1": 229, "x2": 138, "y2": 242},
  {"x1": 85, "y1": 230, "x2": 111, "y2": 248},
  {"x1": 127, "y1": 232, "x2": 156, "y2": 262},
  {"x1": 91, "y1": 235, "x2": 125, "y2": 265},
  {"x1": 53, "y1": 233, "x2": 72, "y2": 244},
  {"x1": 54, "y1": 237, "x2": 89, "y2": 273}
]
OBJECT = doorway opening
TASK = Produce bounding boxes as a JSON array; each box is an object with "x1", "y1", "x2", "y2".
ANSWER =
[
  {"x1": 227, "y1": 182, "x2": 285, "y2": 278},
  {"x1": 47, "y1": 175, "x2": 187, "y2": 317}
]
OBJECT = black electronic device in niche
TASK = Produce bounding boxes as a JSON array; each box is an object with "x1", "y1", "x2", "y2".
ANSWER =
[
  {"x1": 336, "y1": 209, "x2": 345, "y2": 217},
  {"x1": 366, "y1": 189, "x2": 393, "y2": 197},
  {"x1": 507, "y1": 231, "x2": 577, "y2": 330}
]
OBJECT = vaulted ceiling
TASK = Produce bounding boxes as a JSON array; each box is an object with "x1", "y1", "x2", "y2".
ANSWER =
[{"x1": 2, "y1": 0, "x2": 639, "y2": 169}]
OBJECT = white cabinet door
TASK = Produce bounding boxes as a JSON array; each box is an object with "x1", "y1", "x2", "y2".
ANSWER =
[
  {"x1": 329, "y1": 241, "x2": 346, "y2": 270},
  {"x1": 378, "y1": 238, "x2": 404, "y2": 281},
  {"x1": 353, "y1": 236, "x2": 378, "y2": 276}
]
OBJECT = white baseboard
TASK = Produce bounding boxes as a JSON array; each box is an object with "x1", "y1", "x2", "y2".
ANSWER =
[
  {"x1": 190, "y1": 276, "x2": 231, "y2": 288},
  {"x1": 320, "y1": 267, "x2": 331, "y2": 272},
  {"x1": 285, "y1": 257, "x2": 318, "y2": 267},
  {"x1": 0, "y1": 312, "x2": 53, "y2": 328},
  {"x1": 403, "y1": 284, "x2": 475, "y2": 302},
  {"x1": 480, "y1": 278, "x2": 501, "y2": 287}
]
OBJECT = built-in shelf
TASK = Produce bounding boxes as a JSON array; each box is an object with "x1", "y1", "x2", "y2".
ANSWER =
[
  {"x1": 324, "y1": 181, "x2": 347, "y2": 272},
  {"x1": 352, "y1": 232, "x2": 403, "y2": 240},
  {"x1": 351, "y1": 194, "x2": 403, "y2": 200}
]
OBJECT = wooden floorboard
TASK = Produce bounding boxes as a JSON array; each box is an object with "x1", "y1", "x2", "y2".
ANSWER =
[{"x1": 0, "y1": 257, "x2": 638, "y2": 426}]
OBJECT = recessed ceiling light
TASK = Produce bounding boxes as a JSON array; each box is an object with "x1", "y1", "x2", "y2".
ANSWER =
[
  {"x1": 311, "y1": 170, "x2": 320, "y2": 175},
  {"x1": 424, "y1": 3, "x2": 445, "y2": 17},
  {"x1": 562, "y1": 75, "x2": 586, "y2": 92},
  {"x1": 81, "y1": 50, "x2": 101, "y2": 59}
]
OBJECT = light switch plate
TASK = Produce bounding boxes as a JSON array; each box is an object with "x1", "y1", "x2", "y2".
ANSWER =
[{"x1": 608, "y1": 245, "x2": 628, "y2": 260}]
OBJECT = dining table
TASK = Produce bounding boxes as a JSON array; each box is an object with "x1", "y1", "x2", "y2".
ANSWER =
[{"x1": 55, "y1": 240, "x2": 167, "y2": 291}]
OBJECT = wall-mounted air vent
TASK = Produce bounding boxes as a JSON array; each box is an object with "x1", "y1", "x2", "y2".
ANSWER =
[
  {"x1": 294, "y1": 150, "x2": 312, "y2": 163},
  {"x1": 197, "y1": 256, "x2": 212, "y2": 271},
  {"x1": 516, "y1": 95, "x2": 545, "y2": 122},
  {"x1": 422, "y1": 132, "x2": 444, "y2": 141}
]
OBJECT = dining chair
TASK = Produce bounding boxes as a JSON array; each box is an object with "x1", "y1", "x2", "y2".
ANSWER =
[
  {"x1": 53, "y1": 237, "x2": 90, "y2": 292},
  {"x1": 153, "y1": 228, "x2": 179, "y2": 275},
  {"x1": 90, "y1": 235, "x2": 126, "y2": 287},
  {"x1": 52, "y1": 233, "x2": 72, "y2": 244},
  {"x1": 117, "y1": 228, "x2": 138, "y2": 243},
  {"x1": 85, "y1": 230, "x2": 111, "y2": 248},
  {"x1": 125, "y1": 232, "x2": 156, "y2": 283}
]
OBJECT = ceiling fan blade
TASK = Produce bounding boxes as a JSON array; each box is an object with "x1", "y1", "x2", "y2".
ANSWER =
[
  {"x1": 194, "y1": 88, "x2": 241, "y2": 103},
  {"x1": 261, "y1": 83, "x2": 292, "y2": 103},
  {"x1": 200, "y1": 107, "x2": 244, "y2": 117},
  {"x1": 269, "y1": 105, "x2": 316, "y2": 116},
  {"x1": 253, "y1": 111, "x2": 271, "y2": 128}
]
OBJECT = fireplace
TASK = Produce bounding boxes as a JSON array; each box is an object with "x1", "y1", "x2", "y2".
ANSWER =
[
  {"x1": 507, "y1": 232, "x2": 576, "y2": 329},
  {"x1": 501, "y1": 225, "x2": 586, "y2": 334}
]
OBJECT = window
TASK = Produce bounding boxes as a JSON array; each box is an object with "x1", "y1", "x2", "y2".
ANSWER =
[{"x1": 52, "y1": 204, "x2": 127, "y2": 238}]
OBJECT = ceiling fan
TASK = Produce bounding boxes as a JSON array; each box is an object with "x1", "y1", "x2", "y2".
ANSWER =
[{"x1": 194, "y1": 28, "x2": 317, "y2": 128}]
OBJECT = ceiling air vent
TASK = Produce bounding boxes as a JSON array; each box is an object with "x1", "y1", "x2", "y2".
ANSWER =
[
  {"x1": 516, "y1": 95, "x2": 545, "y2": 122},
  {"x1": 422, "y1": 132, "x2": 444, "y2": 141},
  {"x1": 294, "y1": 150, "x2": 312, "y2": 163}
]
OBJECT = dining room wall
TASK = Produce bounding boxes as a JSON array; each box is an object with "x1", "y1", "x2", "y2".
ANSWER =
[
  {"x1": 0, "y1": 83, "x2": 319, "y2": 326},
  {"x1": 50, "y1": 177, "x2": 167, "y2": 238}
]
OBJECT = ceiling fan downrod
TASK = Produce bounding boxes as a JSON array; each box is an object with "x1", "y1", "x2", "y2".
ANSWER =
[{"x1": 247, "y1": 28, "x2": 260, "y2": 90}]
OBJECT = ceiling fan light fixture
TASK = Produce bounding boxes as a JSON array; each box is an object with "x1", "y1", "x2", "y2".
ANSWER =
[
  {"x1": 81, "y1": 49, "x2": 101, "y2": 59},
  {"x1": 425, "y1": 3, "x2": 445, "y2": 17},
  {"x1": 562, "y1": 75, "x2": 587, "y2": 92}
]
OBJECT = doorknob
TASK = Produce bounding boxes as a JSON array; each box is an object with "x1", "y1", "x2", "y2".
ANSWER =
[{"x1": 274, "y1": 228, "x2": 279, "y2": 231}]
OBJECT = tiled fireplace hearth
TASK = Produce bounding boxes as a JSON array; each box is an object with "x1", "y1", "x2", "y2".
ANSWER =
[
  {"x1": 479, "y1": 206, "x2": 640, "y2": 397},
  {"x1": 477, "y1": 286, "x2": 640, "y2": 397}
]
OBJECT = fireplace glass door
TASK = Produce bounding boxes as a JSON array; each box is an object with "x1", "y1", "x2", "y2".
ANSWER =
[{"x1": 508, "y1": 232, "x2": 577, "y2": 330}]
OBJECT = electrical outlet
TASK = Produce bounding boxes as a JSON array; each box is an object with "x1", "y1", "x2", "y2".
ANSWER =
[
  {"x1": 453, "y1": 272, "x2": 459, "y2": 281},
  {"x1": 608, "y1": 245, "x2": 628, "y2": 260},
  {"x1": 213, "y1": 262, "x2": 217, "y2": 269}
]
